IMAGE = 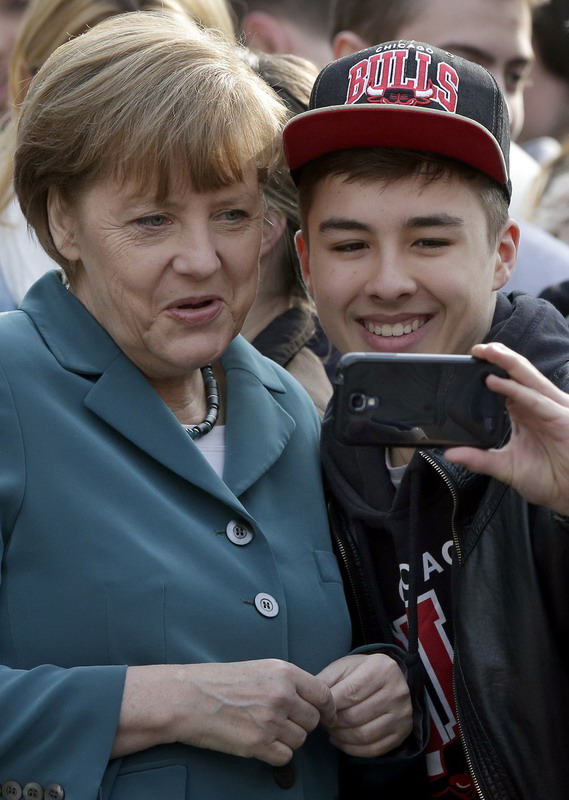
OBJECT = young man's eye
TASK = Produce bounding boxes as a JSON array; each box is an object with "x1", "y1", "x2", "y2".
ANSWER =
[
  {"x1": 332, "y1": 241, "x2": 368, "y2": 252},
  {"x1": 415, "y1": 238, "x2": 450, "y2": 249}
]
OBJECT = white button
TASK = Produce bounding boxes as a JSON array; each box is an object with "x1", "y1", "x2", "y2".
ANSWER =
[
  {"x1": 254, "y1": 593, "x2": 279, "y2": 618},
  {"x1": 226, "y1": 520, "x2": 254, "y2": 546}
]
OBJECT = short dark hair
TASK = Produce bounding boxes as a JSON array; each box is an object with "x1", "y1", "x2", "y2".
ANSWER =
[
  {"x1": 231, "y1": 0, "x2": 335, "y2": 32},
  {"x1": 532, "y1": 0, "x2": 569, "y2": 83},
  {"x1": 329, "y1": 0, "x2": 420, "y2": 43},
  {"x1": 330, "y1": 0, "x2": 545, "y2": 44},
  {"x1": 297, "y1": 148, "x2": 509, "y2": 248}
]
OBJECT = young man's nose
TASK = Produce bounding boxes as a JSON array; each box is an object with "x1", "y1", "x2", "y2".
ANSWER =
[{"x1": 364, "y1": 255, "x2": 417, "y2": 301}]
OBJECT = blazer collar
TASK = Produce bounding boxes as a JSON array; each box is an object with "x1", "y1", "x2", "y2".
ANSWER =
[
  {"x1": 21, "y1": 271, "x2": 296, "y2": 504},
  {"x1": 20, "y1": 270, "x2": 122, "y2": 374}
]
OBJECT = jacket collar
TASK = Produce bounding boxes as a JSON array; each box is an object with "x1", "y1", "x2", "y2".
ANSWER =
[{"x1": 20, "y1": 271, "x2": 295, "y2": 505}]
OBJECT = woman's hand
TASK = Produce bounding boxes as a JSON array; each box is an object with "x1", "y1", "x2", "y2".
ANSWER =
[
  {"x1": 445, "y1": 342, "x2": 569, "y2": 515},
  {"x1": 316, "y1": 653, "x2": 413, "y2": 758},
  {"x1": 113, "y1": 659, "x2": 336, "y2": 766}
]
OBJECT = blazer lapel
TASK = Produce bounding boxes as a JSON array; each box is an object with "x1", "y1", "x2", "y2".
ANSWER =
[
  {"x1": 221, "y1": 337, "x2": 296, "y2": 497},
  {"x1": 84, "y1": 351, "x2": 244, "y2": 508}
]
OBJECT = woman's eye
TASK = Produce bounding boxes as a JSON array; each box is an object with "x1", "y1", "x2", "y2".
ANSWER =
[
  {"x1": 136, "y1": 215, "x2": 168, "y2": 228},
  {"x1": 221, "y1": 209, "x2": 248, "y2": 222}
]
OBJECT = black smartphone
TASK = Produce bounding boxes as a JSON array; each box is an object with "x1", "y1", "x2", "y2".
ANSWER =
[{"x1": 333, "y1": 352, "x2": 509, "y2": 448}]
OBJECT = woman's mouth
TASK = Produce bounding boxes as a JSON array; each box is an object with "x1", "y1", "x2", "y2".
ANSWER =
[{"x1": 166, "y1": 297, "x2": 222, "y2": 325}]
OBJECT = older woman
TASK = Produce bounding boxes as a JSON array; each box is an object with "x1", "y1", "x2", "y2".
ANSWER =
[
  {"x1": 0, "y1": 11, "x2": 414, "y2": 800},
  {"x1": 0, "y1": 0, "x2": 236, "y2": 309}
]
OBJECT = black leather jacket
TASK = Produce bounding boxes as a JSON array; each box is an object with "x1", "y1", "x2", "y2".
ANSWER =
[{"x1": 323, "y1": 292, "x2": 569, "y2": 800}]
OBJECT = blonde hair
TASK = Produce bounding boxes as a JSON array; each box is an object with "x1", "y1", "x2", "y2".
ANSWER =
[
  {"x1": 14, "y1": 11, "x2": 286, "y2": 268},
  {"x1": 0, "y1": 0, "x2": 236, "y2": 213}
]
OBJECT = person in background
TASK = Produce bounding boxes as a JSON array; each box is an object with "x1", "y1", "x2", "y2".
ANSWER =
[
  {"x1": 513, "y1": 0, "x2": 569, "y2": 312},
  {"x1": 283, "y1": 39, "x2": 569, "y2": 799},
  {"x1": 329, "y1": 0, "x2": 569, "y2": 299},
  {"x1": 0, "y1": 0, "x2": 28, "y2": 120},
  {"x1": 241, "y1": 49, "x2": 333, "y2": 414},
  {"x1": 0, "y1": 0, "x2": 236, "y2": 311},
  {"x1": 519, "y1": 0, "x2": 569, "y2": 164},
  {"x1": 523, "y1": 0, "x2": 569, "y2": 262},
  {"x1": 230, "y1": 0, "x2": 334, "y2": 68},
  {"x1": 0, "y1": 11, "x2": 417, "y2": 798},
  {"x1": 0, "y1": 0, "x2": 29, "y2": 309}
]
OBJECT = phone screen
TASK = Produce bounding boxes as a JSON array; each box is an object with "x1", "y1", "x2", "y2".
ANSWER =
[{"x1": 333, "y1": 353, "x2": 509, "y2": 448}]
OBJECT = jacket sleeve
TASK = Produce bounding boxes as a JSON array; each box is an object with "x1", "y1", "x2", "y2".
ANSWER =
[{"x1": 0, "y1": 361, "x2": 127, "y2": 798}]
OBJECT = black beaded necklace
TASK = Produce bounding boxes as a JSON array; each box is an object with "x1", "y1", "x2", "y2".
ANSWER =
[{"x1": 185, "y1": 364, "x2": 220, "y2": 441}]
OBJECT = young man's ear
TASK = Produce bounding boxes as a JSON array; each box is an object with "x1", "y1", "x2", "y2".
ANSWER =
[
  {"x1": 47, "y1": 187, "x2": 80, "y2": 263},
  {"x1": 332, "y1": 30, "x2": 369, "y2": 59},
  {"x1": 492, "y1": 218, "x2": 520, "y2": 290},
  {"x1": 260, "y1": 209, "x2": 287, "y2": 259},
  {"x1": 294, "y1": 230, "x2": 313, "y2": 294},
  {"x1": 239, "y1": 11, "x2": 292, "y2": 55}
]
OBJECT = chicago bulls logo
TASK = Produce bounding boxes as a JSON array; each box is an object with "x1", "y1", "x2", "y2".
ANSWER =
[{"x1": 346, "y1": 48, "x2": 459, "y2": 112}]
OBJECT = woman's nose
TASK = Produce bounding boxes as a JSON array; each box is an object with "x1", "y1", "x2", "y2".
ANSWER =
[{"x1": 170, "y1": 230, "x2": 221, "y2": 278}]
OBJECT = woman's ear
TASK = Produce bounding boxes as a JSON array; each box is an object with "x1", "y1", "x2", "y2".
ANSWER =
[
  {"x1": 492, "y1": 218, "x2": 520, "y2": 290},
  {"x1": 260, "y1": 208, "x2": 288, "y2": 259},
  {"x1": 47, "y1": 187, "x2": 81, "y2": 263}
]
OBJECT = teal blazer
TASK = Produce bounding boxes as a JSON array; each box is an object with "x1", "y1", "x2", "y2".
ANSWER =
[{"x1": 0, "y1": 272, "x2": 351, "y2": 799}]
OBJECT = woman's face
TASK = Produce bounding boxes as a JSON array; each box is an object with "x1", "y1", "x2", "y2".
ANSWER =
[{"x1": 49, "y1": 165, "x2": 264, "y2": 381}]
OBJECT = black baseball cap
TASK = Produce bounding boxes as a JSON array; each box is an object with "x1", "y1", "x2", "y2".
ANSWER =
[{"x1": 283, "y1": 40, "x2": 511, "y2": 199}]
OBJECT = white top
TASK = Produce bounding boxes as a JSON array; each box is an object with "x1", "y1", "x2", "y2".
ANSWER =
[
  {"x1": 192, "y1": 424, "x2": 226, "y2": 478},
  {"x1": 385, "y1": 449, "x2": 407, "y2": 490},
  {"x1": 0, "y1": 197, "x2": 57, "y2": 303}
]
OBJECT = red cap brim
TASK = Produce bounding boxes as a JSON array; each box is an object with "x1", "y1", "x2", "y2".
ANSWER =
[{"x1": 283, "y1": 105, "x2": 508, "y2": 187}]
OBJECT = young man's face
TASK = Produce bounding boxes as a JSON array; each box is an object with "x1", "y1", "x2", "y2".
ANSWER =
[
  {"x1": 296, "y1": 173, "x2": 518, "y2": 357},
  {"x1": 397, "y1": 0, "x2": 533, "y2": 139}
]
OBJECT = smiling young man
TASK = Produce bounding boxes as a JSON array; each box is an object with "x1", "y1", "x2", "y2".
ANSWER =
[
  {"x1": 327, "y1": 0, "x2": 569, "y2": 302},
  {"x1": 283, "y1": 41, "x2": 569, "y2": 799}
]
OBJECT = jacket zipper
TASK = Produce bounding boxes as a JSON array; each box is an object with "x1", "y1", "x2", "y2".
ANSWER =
[
  {"x1": 332, "y1": 522, "x2": 369, "y2": 642},
  {"x1": 419, "y1": 451, "x2": 486, "y2": 800}
]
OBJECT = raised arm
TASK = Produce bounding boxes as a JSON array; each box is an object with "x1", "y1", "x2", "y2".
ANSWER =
[{"x1": 445, "y1": 341, "x2": 569, "y2": 516}]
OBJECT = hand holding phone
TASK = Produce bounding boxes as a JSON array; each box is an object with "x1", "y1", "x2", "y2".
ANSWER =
[{"x1": 333, "y1": 353, "x2": 509, "y2": 449}]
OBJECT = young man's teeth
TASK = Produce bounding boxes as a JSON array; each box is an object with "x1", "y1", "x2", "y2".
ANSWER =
[{"x1": 365, "y1": 319, "x2": 423, "y2": 337}]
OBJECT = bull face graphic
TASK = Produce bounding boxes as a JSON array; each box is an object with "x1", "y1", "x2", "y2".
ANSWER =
[{"x1": 368, "y1": 83, "x2": 436, "y2": 105}]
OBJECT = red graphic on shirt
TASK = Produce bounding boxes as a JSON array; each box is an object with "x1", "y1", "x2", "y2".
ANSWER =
[{"x1": 394, "y1": 590, "x2": 476, "y2": 797}]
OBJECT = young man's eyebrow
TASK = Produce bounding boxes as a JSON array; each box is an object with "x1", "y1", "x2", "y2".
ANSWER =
[
  {"x1": 318, "y1": 217, "x2": 373, "y2": 234},
  {"x1": 404, "y1": 213, "x2": 465, "y2": 229},
  {"x1": 317, "y1": 213, "x2": 465, "y2": 234}
]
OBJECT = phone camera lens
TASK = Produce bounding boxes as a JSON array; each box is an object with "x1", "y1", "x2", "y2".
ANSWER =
[{"x1": 349, "y1": 392, "x2": 368, "y2": 413}]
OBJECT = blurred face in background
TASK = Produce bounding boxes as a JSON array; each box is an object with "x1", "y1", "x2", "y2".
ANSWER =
[
  {"x1": 0, "y1": 0, "x2": 28, "y2": 116},
  {"x1": 397, "y1": 0, "x2": 533, "y2": 140}
]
